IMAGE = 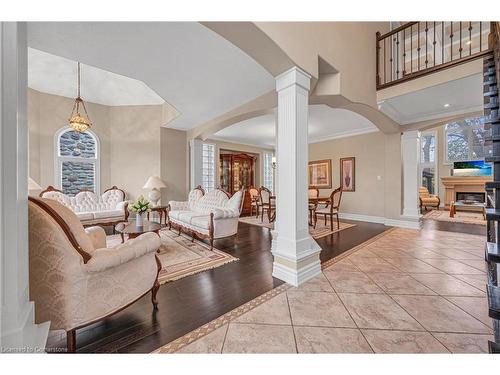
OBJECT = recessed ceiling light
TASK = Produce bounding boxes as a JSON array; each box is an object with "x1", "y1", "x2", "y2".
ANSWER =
[{"x1": 444, "y1": 103, "x2": 450, "y2": 108}]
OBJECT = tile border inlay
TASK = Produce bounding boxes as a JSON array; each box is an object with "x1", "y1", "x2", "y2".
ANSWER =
[
  {"x1": 321, "y1": 227, "x2": 397, "y2": 269},
  {"x1": 152, "y1": 284, "x2": 291, "y2": 353},
  {"x1": 153, "y1": 227, "x2": 396, "y2": 354}
]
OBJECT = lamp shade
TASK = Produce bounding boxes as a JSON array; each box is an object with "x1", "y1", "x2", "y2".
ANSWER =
[
  {"x1": 28, "y1": 177, "x2": 42, "y2": 191},
  {"x1": 143, "y1": 176, "x2": 167, "y2": 190}
]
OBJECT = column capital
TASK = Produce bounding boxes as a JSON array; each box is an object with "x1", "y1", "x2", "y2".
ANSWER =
[
  {"x1": 189, "y1": 138, "x2": 203, "y2": 146},
  {"x1": 275, "y1": 66, "x2": 311, "y2": 92},
  {"x1": 401, "y1": 130, "x2": 420, "y2": 140}
]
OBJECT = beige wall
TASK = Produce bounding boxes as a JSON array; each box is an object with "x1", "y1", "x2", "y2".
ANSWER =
[
  {"x1": 28, "y1": 89, "x2": 186, "y2": 202},
  {"x1": 28, "y1": 89, "x2": 112, "y2": 192},
  {"x1": 161, "y1": 128, "x2": 188, "y2": 203},
  {"x1": 309, "y1": 132, "x2": 386, "y2": 218},
  {"x1": 108, "y1": 105, "x2": 162, "y2": 201},
  {"x1": 256, "y1": 22, "x2": 390, "y2": 108},
  {"x1": 383, "y1": 133, "x2": 403, "y2": 220},
  {"x1": 206, "y1": 138, "x2": 274, "y2": 189}
]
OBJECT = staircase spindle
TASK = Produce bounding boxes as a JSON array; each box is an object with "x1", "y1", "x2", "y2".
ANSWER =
[
  {"x1": 418, "y1": 22, "x2": 421, "y2": 70},
  {"x1": 403, "y1": 28, "x2": 406, "y2": 75},
  {"x1": 396, "y1": 32, "x2": 400, "y2": 79},
  {"x1": 410, "y1": 24, "x2": 413, "y2": 74},
  {"x1": 433, "y1": 22, "x2": 436, "y2": 67},
  {"x1": 459, "y1": 21, "x2": 463, "y2": 58},
  {"x1": 469, "y1": 22, "x2": 472, "y2": 55},
  {"x1": 442, "y1": 22, "x2": 445, "y2": 64},
  {"x1": 425, "y1": 22, "x2": 428, "y2": 68},
  {"x1": 450, "y1": 21, "x2": 454, "y2": 61}
]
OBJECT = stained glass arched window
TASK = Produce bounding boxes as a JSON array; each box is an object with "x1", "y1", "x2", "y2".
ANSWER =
[{"x1": 56, "y1": 127, "x2": 100, "y2": 196}]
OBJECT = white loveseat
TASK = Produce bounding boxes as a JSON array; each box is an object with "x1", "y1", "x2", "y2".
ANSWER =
[
  {"x1": 167, "y1": 186, "x2": 244, "y2": 249},
  {"x1": 40, "y1": 185, "x2": 128, "y2": 227}
]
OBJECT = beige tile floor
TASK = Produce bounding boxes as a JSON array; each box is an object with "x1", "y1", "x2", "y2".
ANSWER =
[{"x1": 174, "y1": 227, "x2": 494, "y2": 353}]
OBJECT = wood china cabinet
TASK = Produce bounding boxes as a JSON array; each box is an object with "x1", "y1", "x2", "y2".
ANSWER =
[{"x1": 219, "y1": 153, "x2": 255, "y2": 214}]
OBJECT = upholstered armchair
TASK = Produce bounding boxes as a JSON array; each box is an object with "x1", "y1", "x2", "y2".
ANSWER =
[
  {"x1": 28, "y1": 197, "x2": 162, "y2": 352},
  {"x1": 419, "y1": 187, "x2": 440, "y2": 211}
]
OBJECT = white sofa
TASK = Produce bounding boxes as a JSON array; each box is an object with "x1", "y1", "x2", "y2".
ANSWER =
[
  {"x1": 40, "y1": 185, "x2": 128, "y2": 227},
  {"x1": 167, "y1": 186, "x2": 244, "y2": 248}
]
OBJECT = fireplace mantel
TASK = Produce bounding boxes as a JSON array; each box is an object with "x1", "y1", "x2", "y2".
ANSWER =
[{"x1": 441, "y1": 176, "x2": 492, "y2": 208}]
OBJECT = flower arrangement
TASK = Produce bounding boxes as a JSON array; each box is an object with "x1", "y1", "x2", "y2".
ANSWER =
[{"x1": 129, "y1": 195, "x2": 152, "y2": 215}]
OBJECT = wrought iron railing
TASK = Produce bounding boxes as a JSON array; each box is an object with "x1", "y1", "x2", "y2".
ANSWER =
[{"x1": 377, "y1": 21, "x2": 493, "y2": 89}]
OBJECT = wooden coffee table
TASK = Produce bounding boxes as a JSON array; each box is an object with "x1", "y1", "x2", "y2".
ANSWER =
[
  {"x1": 449, "y1": 201, "x2": 486, "y2": 219},
  {"x1": 115, "y1": 220, "x2": 161, "y2": 243}
]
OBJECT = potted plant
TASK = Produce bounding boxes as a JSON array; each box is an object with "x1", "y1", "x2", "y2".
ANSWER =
[{"x1": 128, "y1": 195, "x2": 151, "y2": 227}]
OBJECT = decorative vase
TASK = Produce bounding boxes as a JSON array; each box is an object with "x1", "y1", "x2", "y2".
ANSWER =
[
  {"x1": 136, "y1": 212, "x2": 144, "y2": 227},
  {"x1": 345, "y1": 175, "x2": 351, "y2": 188}
]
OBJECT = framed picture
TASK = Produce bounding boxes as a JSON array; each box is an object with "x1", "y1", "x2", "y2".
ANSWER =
[
  {"x1": 308, "y1": 159, "x2": 332, "y2": 189},
  {"x1": 340, "y1": 157, "x2": 355, "y2": 192}
]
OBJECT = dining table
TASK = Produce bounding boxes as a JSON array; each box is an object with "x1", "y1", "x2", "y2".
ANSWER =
[{"x1": 267, "y1": 196, "x2": 331, "y2": 224}]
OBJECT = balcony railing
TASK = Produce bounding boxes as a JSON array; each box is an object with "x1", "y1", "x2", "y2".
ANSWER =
[{"x1": 377, "y1": 21, "x2": 494, "y2": 90}]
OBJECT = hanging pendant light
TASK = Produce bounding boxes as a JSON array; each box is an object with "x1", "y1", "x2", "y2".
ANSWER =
[{"x1": 68, "y1": 62, "x2": 92, "y2": 133}]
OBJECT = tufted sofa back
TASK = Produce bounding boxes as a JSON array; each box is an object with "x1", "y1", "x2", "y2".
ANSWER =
[
  {"x1": 41, "y1": 188, "x2": 125, "y2": 213},
  {"x1": 190, "y1": 189, "x2": 244, "y2": 216},
  {"x1": 188, "y1": 187, "x2": 205, "y2": 210},
  {"x1": 192, "y1": 189, "x2": 229, "y2": 214}
]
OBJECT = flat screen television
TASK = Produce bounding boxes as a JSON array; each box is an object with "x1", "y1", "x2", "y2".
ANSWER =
[{"x1": 452, "y1": 160, "x2": 492, "y2": 177}]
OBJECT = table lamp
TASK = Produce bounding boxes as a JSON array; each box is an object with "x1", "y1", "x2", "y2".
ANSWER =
[{"x1": 143, "y1": 176, "x2": 167, "y2": 207}]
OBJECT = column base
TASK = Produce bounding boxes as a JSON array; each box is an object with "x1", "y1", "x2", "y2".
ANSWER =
[
  {"x1": 1, "y1": 302, "x2": 50, "y2": 353},
  {"x1": 399, "y1": 211, "x2": 423, "y2": 229},
  {"x1": 272, "y1": 236, "x2": 322, "y2": 287}
]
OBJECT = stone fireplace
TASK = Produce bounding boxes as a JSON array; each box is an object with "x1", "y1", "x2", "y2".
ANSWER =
[{"x1": 441, "y1": 176, "x2": 491, "y2": 208}]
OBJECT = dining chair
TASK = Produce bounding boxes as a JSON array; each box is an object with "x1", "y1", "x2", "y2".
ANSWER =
[
  {"x1": 308, "y1": 188, "x2": 319, "y2": 225},
  {"x1": 249, "y1": 186, "x2": 260, "y2": 218},
  {"x1": 259, "y1": 186, "x2": 275, "y2": 223},
  {"x1": 313, "y1": 187, "x2": 342, "y2": 230}
]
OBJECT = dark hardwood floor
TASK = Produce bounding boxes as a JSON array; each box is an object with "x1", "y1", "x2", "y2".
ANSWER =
[{"x1": 46, "y1": 219, "x2": 388, "y2": 353}]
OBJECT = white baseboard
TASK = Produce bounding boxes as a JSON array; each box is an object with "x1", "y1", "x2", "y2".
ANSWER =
[
  {"x1": 338, "y1": 212, "x2": 422, "y2": 230},
  {"x1": 384, "y1": 218, "x2": 422, "y2": 229},
  {"x1": 338, "y1": 212, "x2": 385, "y2": 224}
]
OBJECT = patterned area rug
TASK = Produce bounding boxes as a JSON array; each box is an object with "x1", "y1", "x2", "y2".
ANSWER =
[
  {"x1": 238, "y1": 216, "x2": 356, "y2": 239},
  {"x1": 107, "y1": 229, "x2": 238, "y2": 284},
  {"x1": 424, "y1": 209, "x2": 486, "y2": 225}
]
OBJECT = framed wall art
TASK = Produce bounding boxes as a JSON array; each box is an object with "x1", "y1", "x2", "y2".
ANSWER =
[
  {"x1": 308, "y1": 159, "x2": 332, "y2": 189},
  {"x1": 340, "y1": 157, "x2": 355, "y2": 192}
]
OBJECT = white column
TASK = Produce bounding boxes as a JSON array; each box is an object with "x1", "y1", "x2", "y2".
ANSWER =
[
  {"x1": 0, "y1": 22, "x2": 50, "y2": 352},
  {"x1": 401, "y1": 130, "x2": 421, "y2": 219},
  {"x1": 271, "y1": 67, "x2": 321, "y2": 287},
  {"x1": 189, "y1": 138, "x2": 203, "y2": 189}
]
